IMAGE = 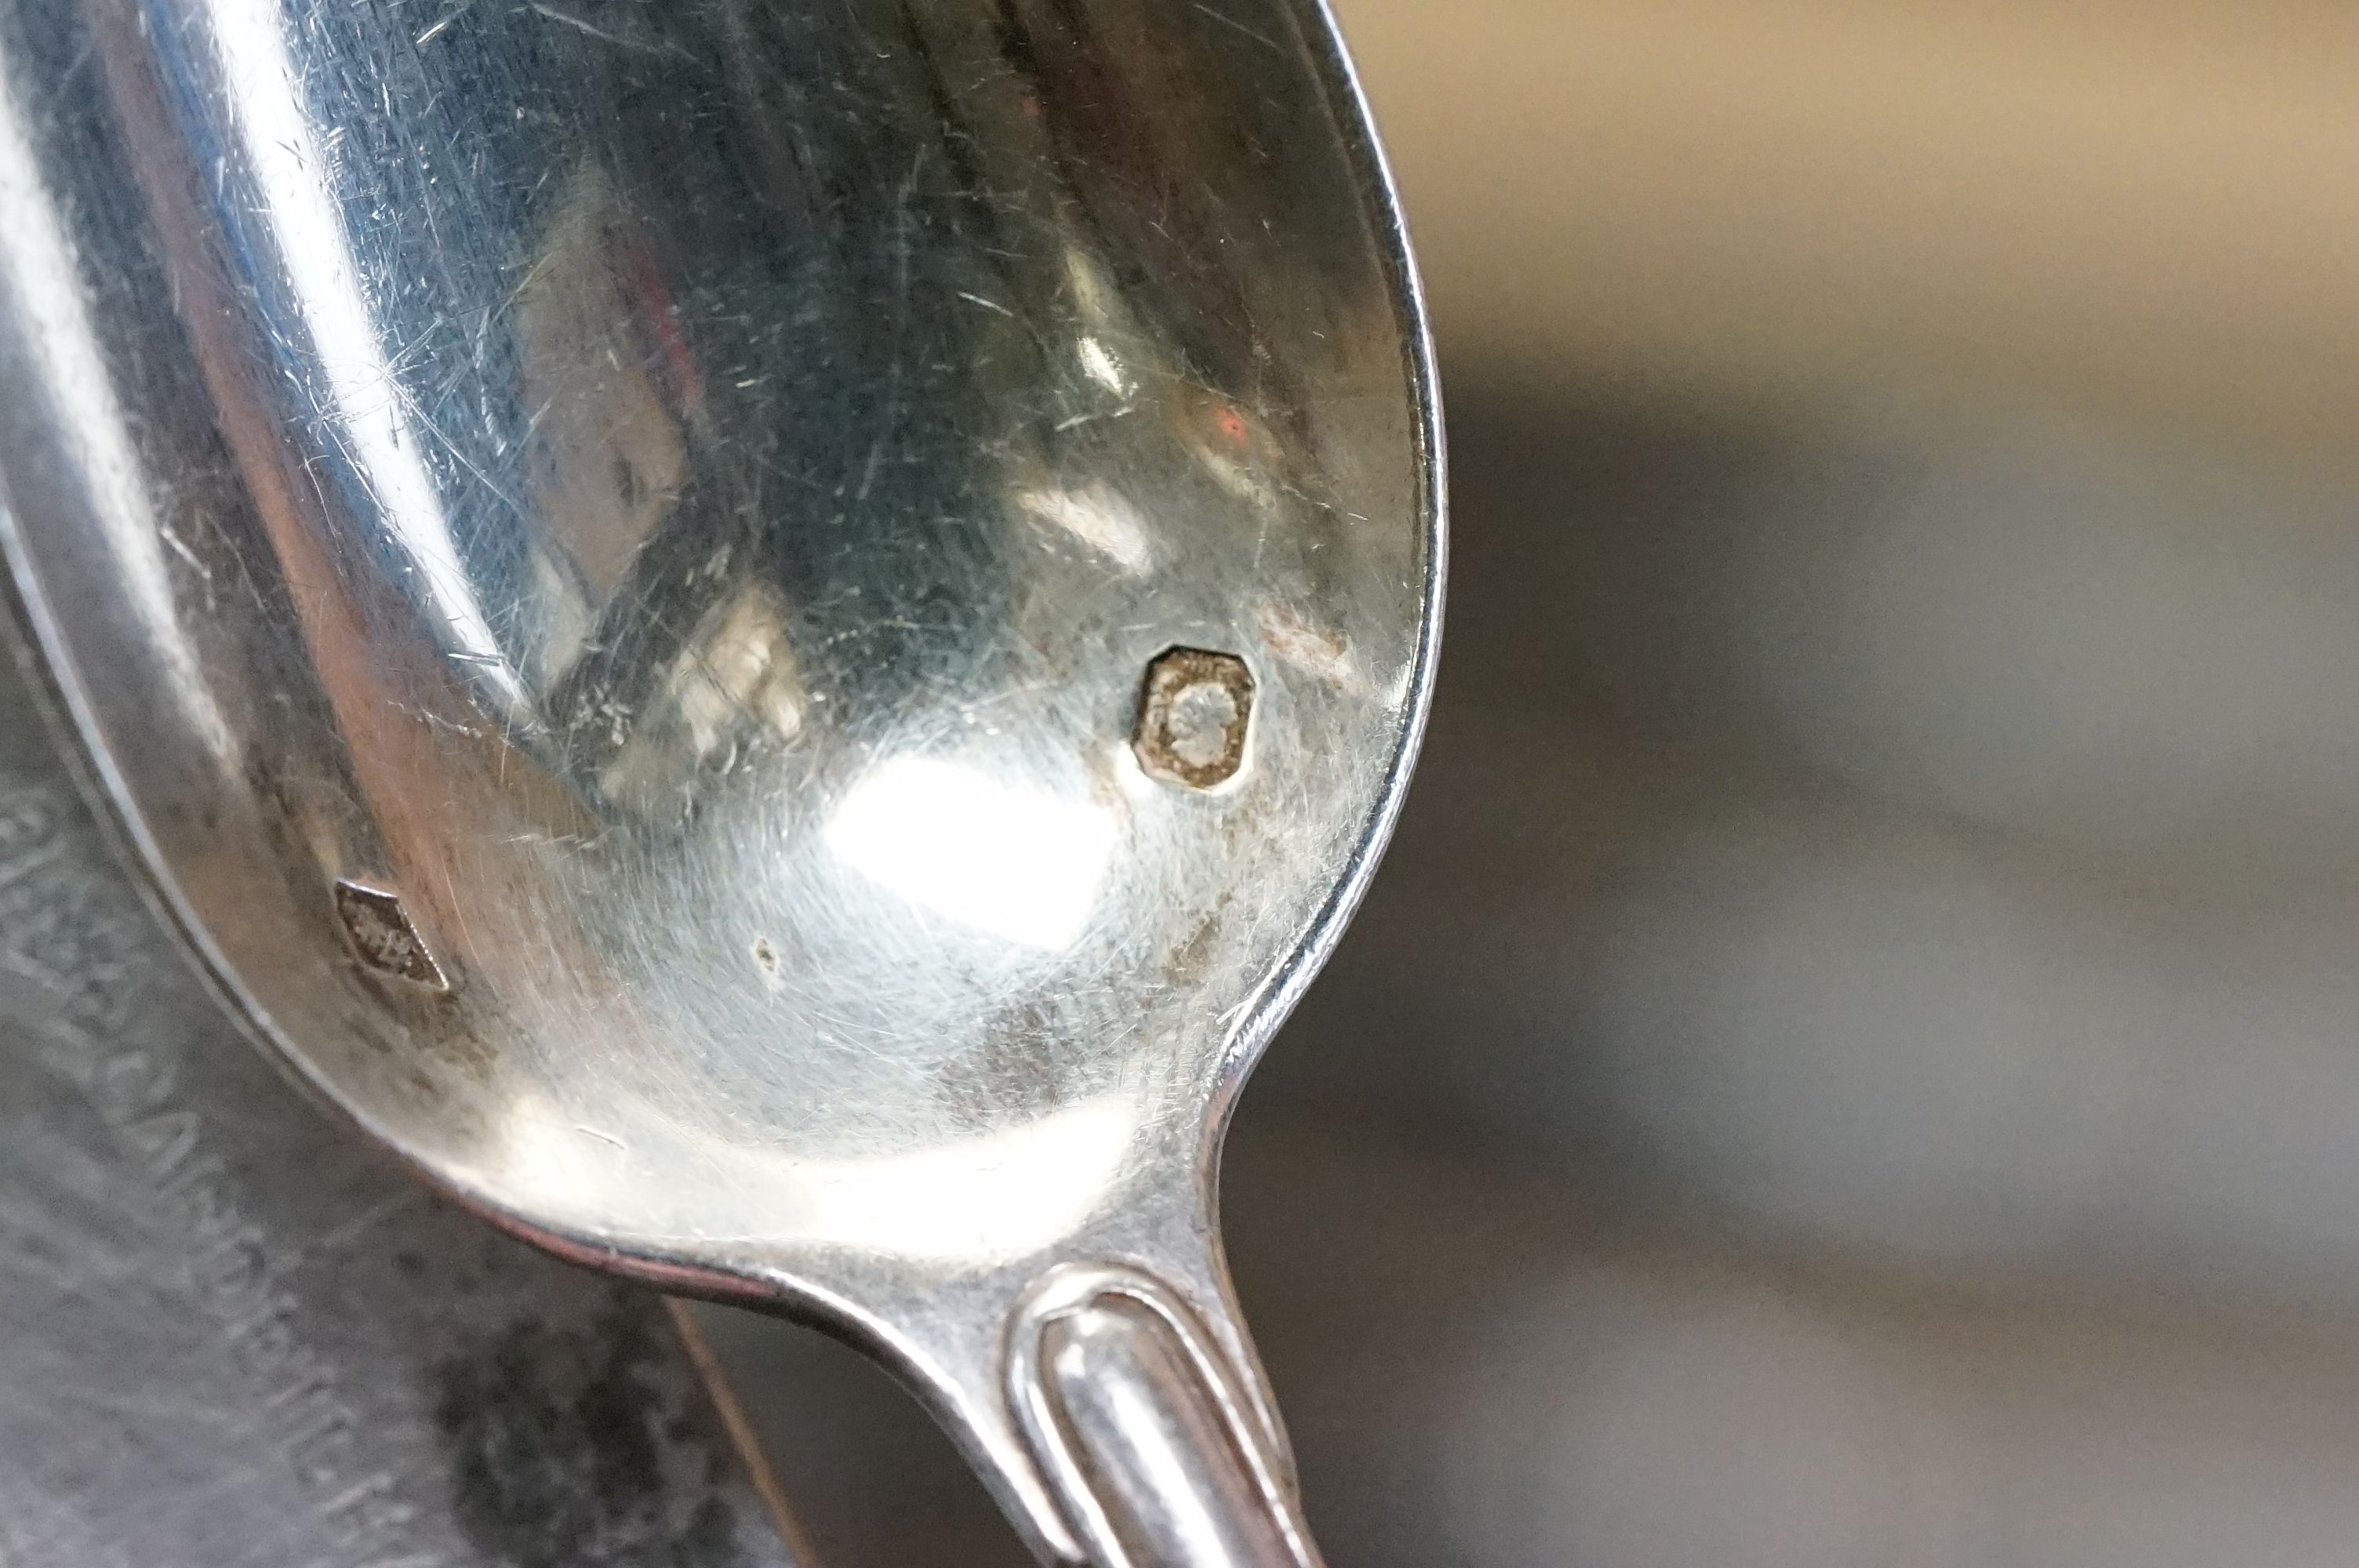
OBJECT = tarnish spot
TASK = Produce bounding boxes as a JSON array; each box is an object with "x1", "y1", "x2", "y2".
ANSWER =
[
  {"x1": 1133, "y1": 648, "x2": 1253, "y2": 789},
  {"x1": 1257, "y1": 602, "x2": 1350, "y2": 684},
  {"x1": 1164, "y1": 907, "x2": 1223, "y2": 985},
  {"x1": 334, "y1": 879, "x2": 451, "y2": 992},
  {"x1": 750, "y1": 935, "x2": 783, "y2": 988}
]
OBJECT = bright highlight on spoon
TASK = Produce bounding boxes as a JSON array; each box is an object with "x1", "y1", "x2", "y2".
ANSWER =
[{"x1": 827, "y1": 755, "x2": 1117, "y2": 953}]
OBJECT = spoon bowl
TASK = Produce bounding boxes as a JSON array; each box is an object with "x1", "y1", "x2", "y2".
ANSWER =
[{"x1": 0, "y1": 0, "x2": 1439, "y2": 1559}]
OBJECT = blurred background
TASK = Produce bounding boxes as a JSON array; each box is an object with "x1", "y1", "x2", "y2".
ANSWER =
[{"x1": 694, "y1": 2, "x2": 2359, "y2": 1562}]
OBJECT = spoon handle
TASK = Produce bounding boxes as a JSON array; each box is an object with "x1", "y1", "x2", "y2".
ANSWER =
[{"x1": 1006, "y1": 1264, "x2": 1323, "y2": 1568}]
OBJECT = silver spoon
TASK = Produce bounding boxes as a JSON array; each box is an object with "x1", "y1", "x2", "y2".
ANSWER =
[{"x1": 0, "y1": 0, "x2": 1440, "y2": 1561}]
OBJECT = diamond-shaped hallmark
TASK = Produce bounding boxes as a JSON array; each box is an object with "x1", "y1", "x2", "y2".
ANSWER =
[{"x1": 333, "y1": 879, "x2": 450, "y2": 992}]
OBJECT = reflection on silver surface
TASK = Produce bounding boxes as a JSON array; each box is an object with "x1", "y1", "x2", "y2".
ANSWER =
[
  {"x1": 0, "y1": 0, "x2": 1438, "y2": 1561},
  {"x1": 204, "y1": 0, "x2": 520, "y2": 703},
  {"x1": 829, "y1": 756, "x2": 1118, "y2": 953}
]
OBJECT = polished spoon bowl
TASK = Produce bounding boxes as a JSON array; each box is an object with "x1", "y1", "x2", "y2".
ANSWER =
[{"x1": 0, "y1": 0, "x2": 1440, "y2": 1560}]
